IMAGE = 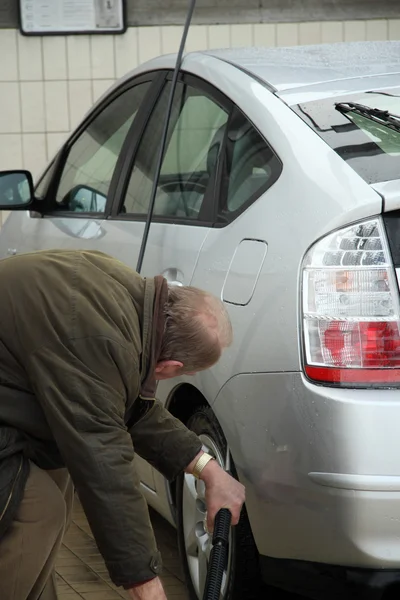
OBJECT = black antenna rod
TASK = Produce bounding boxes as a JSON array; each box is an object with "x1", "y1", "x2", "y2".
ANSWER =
[{"x1": 136, "y1": 0, "x2": 197, "y2": 273}]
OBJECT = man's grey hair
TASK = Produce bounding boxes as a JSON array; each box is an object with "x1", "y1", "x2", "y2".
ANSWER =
[{"x1": 160, "y1": 286, "x2": 233, "y2": 373}]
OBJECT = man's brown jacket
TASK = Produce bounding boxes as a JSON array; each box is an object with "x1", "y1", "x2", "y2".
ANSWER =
[{"x1": 0, "y1": 250, "x2": 202, "y2": 587}]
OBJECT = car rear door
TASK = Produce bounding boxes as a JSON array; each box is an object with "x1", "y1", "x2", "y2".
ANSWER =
[{"x1": 105, "y1": 73, "x2": 232, "y2": 286}]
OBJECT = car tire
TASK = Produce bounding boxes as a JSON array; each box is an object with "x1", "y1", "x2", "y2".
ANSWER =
[{"x1": 176, "y1": 406, "x2": 263, "y2": 600}]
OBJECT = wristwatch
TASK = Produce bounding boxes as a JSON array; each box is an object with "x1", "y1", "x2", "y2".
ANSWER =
[{"x1": 192, "y1": 453, "x2": 215, "y2": 479}]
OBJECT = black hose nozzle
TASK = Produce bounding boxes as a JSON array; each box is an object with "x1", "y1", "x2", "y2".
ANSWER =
[{"x1": 202, "y1": 508, "x2": 232, "y2": 600}]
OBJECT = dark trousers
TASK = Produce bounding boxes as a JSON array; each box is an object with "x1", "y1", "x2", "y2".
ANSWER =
[{"x1": 0, "y1": 462, "x2": 73, "y2": 599}]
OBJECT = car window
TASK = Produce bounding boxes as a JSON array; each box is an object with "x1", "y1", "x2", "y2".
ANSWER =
[
  {"x1": 218, "y1": 107, "x2": 282, "y2": 223},
  {"x1": 54, "y1": 82, "x2": 151, "y2": 213},
  {"x1": 121, "y1": 80, "x2": 229, "y2": 221},
  {"x1": 35, "y1": 159, "x2": 57, "y2": 199}
]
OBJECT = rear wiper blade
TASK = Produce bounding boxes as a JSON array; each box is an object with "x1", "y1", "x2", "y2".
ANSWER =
[{"x1": 335, "y1": 101, "x2": 400, "y2": 132}]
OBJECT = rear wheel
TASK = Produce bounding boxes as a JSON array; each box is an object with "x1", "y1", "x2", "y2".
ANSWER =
[{"x1": 176, "y1": 406, "x2": 262, "y2": 600}]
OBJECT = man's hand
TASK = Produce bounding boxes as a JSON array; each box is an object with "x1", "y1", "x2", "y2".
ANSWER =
[
  {"x1": 192, "y1": 454, "x2": 245, "y2": 532},
  {"x1": 128, "y1": 577, "x2": 167, "y2": 600}
]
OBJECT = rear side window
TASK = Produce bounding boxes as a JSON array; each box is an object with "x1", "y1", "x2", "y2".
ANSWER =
[
  {"x1": 293, "y1": 89, "x2": 400, "y2": 184},
  {"x1": 217, "y1": 107, "x2": 282, "y2": 224},
  {"x1": 120, "y1": 79, "x2": 229, "y2": 221}
]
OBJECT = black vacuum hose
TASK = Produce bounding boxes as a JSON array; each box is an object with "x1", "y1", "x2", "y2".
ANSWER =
[{"x1": 202, "y1": 508, "x2": 232, "y2": 600}]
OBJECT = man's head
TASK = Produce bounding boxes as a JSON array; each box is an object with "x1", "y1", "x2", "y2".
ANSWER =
[{"x1": 155, "y1": 286, "x2": 233, "y2": 380}]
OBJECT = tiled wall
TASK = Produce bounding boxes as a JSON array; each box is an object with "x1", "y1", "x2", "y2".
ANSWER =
[{"x1": 0, "y1": 18, "x2": 399, "y2": 226}]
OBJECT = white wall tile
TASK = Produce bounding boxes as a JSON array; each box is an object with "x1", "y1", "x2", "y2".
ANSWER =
[
  {"x1": 0, "y1": 211, "x2": 10, "y2": 227},
  {"x1": 92, "y1": 79, "x2": 115, "y2": 102},
  {"x1": 67, "y1": 36, "x2": 91, "y2": 79},
  {"x1": 22, "y1": 133, "x2": 47, "y2": 178},
  {"x1": 186, "y1": 25, "x2": 209, "y2": 52},
  {"x1": 115, "y1": 28, "x2": 138, "y2": 78},
  {"x1": 276, "y1": 23, "x2": 299, "y2": 47},
  {"x1": 44, "y1": 81, "x2": 69, "y2": 132},
  {"x1": 138, "y1": 27, "x2": 162, "y2": 64},
  {"x1": 230, "y1": 24, "x2": 253, "y2": 47},
  {"x1": 20, "y1": 82, "x2": 45, "y2": 133},
  {"x1": 46, "y1": 132, "x2": 69, "y2": 160},
  {"x1": 0, "y1": 83, "x2": 20, "y2": 133},
  {"x1": 91, "y1": 35, "x2": 115, "y2": 79},
  {"x1": 208, "y1": 25, "x2": 230, "y2": 49},
  {"x1": 366, "y1": 20, "x2": 388, "y2": 41},
  {"x1": 18, "y1": 35, "x2": 43, "y2": 81},
  {"x1": 0, "y1": 30, "x2": 18, "y2": 81},
  {"x1": 389, "y1": 19, "x2": 400, "y2": 41},
  {"x1": 253, "y1": 23, "x2": 276, "y2": 47},
  {"x1": 321, "y1": 21, "x2": 343, "y2": 43},
  {"x1": 161, "y1": 26, "x2": 183, "y2": 54},
  {"x1": 43, "y1": 37, "x2": 67, "y2": 80},
  {"x1": 299, "y1": 22, "x2": 321, "y2": 45},
  {"x1": 68, "y1": 81, "x2": 93, "y2": 130},
  {"x1": 344, "y1": 20, "x2": 367, "y2": 42},
  {"x1": 0, "y1": 135, "x2": 23, "y2": 170}
]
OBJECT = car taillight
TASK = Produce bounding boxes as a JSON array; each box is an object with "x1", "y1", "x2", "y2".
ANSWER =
[{"x1": 302, "y1": 218, "x2": 400, "y2": 386}]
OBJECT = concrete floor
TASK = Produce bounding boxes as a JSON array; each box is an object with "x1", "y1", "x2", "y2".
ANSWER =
[{"x1": 56, "y1": 499, "x2": 189, "y2": 600}]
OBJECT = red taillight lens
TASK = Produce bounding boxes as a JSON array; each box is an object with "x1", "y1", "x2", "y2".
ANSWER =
[
  {"x1": 322, "y1": 321, "x2": 400, "y2": 368},
  {"x1": 302, "y1": 219, "x2": 400, "y2": 386},
  {"x1": 305, "y1": 320, "x2": 400, "y2": 384},
  {"x1": 360, "y1": 321, "x2": 400, "y2": 366},
  {"x1": 305, "y1": 365, "x2": 400, "y2": 384}
]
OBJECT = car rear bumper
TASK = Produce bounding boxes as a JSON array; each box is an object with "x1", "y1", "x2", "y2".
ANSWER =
[
  {"x1": 259, "y1": 555, "x2": 400, "y2": 600},
  {"x1": 212, "y1": 371, "x2": 400, "y2": 570}
]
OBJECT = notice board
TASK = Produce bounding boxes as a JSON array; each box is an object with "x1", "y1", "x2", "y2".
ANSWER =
[{"x1": 19, "y1": 0, "x2": 126, "y2": 35}]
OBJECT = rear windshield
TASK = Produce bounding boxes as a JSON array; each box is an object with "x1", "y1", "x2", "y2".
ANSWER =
[{"x1": 292, "y1": 89, "x2": 400, "y2": 184}]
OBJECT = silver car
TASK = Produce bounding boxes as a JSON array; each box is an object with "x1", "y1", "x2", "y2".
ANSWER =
[{"x1": 1, "y1": 41, "x2": 400, "y2": 600}]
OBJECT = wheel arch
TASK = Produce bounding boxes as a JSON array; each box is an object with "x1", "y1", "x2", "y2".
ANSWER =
[
  {"x1": 166, "y1": 382, "x2": 209, "y2": 426},
  {"x1": 165, "y1": 383, "x2": 210, "y2": 508}
]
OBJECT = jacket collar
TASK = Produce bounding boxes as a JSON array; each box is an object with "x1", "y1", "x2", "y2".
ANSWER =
[{"x1": 139, "y1": 275, "x2": 168, "y2": 399}]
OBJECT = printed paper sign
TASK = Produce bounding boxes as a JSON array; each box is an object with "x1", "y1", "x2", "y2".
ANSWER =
[{"x1": 20, "y1": 0, "x2": 125, "y2": 35}]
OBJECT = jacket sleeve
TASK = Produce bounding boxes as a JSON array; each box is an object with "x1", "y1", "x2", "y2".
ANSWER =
[
  {"x1": 27, "y1": 336, "x2": 162, "y2": 589},
  {"x1": 128, "y1": 400, "x2": 202, "y2": 481}
]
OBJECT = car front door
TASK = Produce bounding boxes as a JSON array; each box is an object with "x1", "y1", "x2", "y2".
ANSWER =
[
  {"x1": 0, "y1": 74, "x2": 158, "y2": 260},
  {"x1": 0, "y1": 73, "x2": 164, "y2": 489}
]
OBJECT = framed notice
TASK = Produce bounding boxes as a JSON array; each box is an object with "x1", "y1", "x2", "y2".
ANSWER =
[{"x1": 19, "y1": 0, "x2": 126, "y2": 36}]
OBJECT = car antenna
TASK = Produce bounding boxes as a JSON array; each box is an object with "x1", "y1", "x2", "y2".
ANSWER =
[{"x1": 136, "y1": 0, "x2": 197, "y2": 273}]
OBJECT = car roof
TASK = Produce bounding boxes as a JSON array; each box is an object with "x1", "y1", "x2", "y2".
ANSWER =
[
  {"x1": 94, "y1": 41, "x2": 400, "y2": 114},
  {"x1": 205, "y1": 41, "x2": 400, "y2": 104}
]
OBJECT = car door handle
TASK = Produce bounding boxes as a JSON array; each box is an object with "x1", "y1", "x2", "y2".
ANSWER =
[
  {"x1": 7, "y1": 248, "x2": 17, "y2": 256},
  {"x1": 161, "y1": 268, "x2": 184, "y2": 287},
  {"x1": 168, "y1": 280, "x2": 183, "y2": 287}
]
